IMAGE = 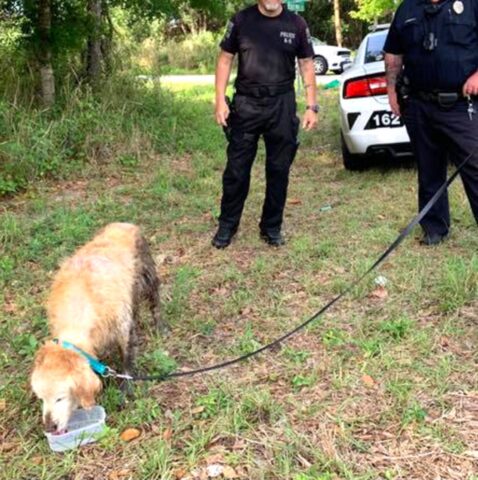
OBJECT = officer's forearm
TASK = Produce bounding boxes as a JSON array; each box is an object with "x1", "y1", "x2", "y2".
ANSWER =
[
  {"x1": 385, "y1": 53, "x2": 403, "y2": 91},
  {"x1": 215, "y1": 51, "x2": 234, "y2": 101},
  {"x1": 298, "y1": 58, "x2": 317, "y2": 105}
]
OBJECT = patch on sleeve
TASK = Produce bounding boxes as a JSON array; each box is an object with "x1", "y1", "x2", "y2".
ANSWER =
[
  {"x1": 305, "y1": 27, "x2": 312, "y2": 45},
  {"x1": 223, "y1": 20, "x2": 234, "y2": 41}
]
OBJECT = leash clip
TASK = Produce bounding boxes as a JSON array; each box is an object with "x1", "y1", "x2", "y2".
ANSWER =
[{"x1": 103, "y1": 367, "x2": 134, "y2": 381}]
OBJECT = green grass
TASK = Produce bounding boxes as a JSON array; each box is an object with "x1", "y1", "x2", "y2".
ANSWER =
[{"x1": 1, "y1": 81, "x2": 478, "y2": 479}]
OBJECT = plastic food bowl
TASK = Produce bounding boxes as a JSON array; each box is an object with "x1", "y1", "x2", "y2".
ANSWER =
[{"x1": 45, "y1": 406, "x2": 106, "y2": 452}]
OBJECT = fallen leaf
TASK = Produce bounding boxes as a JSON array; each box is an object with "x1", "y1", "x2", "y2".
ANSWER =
[
  {"x1": 205, "y1": 453, "x2": 224, "y2": 465},
  {"x1": 109, "y1": 470, "x2": 131, "y2": 480},
  {"x1": 369, "y1": 286, "x2": 388, "y2": 299},
  {"x1": 440, "y1": 336, "x2": 450, "y2": 348},
  {"x1": 4, "y1": 302, "x2": 17, "y2": 314},
  {"x1": 288, "y1": 198, "x2": 302, "y2": 205},
  {"x1": 0, "y1": 442, "x2": 18, "y2": 453},
  {"x1": 0, "y1": 399, "x2": 6, "y2": 411},
  {"x1": 232, "y1": 440, "x2": 246, "y2": 450},
  {"x1": 173, "y1": 468, "x2": 188, "y2": 479},
  {"x1": 223, "y1": 466, "x2": 239, "y2": 479},
  {"x1": 361, "y1": 374, "x2": 375, "y2": 387},
  {"x1": 206, "y1": 464, "x2": 224, "y2": 478},
  {"x1": 120, "y1": 428, "x2": 141, "y2": 442},
  {"x1": 212, "y1": 287, "x2": 228, "y2": 296},
  {"x1": 191, "y1": 406, "x2": 205, "y2": 415},
  {"x1": 163, "y1": 428, "x2": 173, "y2": 441}
]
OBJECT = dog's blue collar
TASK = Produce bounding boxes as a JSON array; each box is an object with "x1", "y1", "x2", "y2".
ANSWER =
[{"x1": 53, "y1": 339, "x2": 109, "y2": 377}]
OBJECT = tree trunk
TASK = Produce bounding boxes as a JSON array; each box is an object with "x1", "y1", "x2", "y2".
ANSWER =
[
  {"x1": 86, "y1": 0, "x2": 103, "y2": 84},
  {"x1": 333, "y1": 0, "x2": 343, "y2": 47},
  {"x1": 101, "y1": 0, "x2": 114, "y2": 75},
  {"x1": 38, "y1": 0, "x2": 55, "y2": 106}
]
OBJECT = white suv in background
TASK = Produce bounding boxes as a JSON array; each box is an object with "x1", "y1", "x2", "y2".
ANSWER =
[
  {"x1": 338, "y1": 27, "x2": 412, "y2": 170},
  {"x1": 312, "y1": 37, "x2": 352, "y2": 75}
]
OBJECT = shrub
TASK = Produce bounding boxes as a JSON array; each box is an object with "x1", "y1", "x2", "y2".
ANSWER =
[
  {"x1": 154, "y1": 31, "x2": 221, "y2": 74},
  {"x1": 0, "y1": 76, "x2": 178, "y2": 196}
]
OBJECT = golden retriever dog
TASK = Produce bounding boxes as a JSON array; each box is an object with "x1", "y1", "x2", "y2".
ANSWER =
[{"x1": 31, "y1": 222, "x2": 168, "y2": 433}]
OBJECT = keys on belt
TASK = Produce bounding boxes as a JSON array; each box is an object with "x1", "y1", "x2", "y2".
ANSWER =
[
  {"x1": 414, "y1": 91, "x2": 476, "y2": 119},
  {"x1": 467, "y1": 95, "x2": 476, "y2": 121}
]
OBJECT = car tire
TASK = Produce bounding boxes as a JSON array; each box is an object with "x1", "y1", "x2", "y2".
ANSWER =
[
  {"x1": 341, "y1": 133, "x2": 365, "y2": 171},
  {"x1": 314, "y1": 55, "x2": 328, "y2": 75}
]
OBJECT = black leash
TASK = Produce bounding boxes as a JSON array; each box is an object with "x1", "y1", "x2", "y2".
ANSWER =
[{"x1": 114, "y1": 152, "x2": 474, "y2": 383}]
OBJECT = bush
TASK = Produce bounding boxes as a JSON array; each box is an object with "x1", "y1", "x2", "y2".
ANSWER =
[
  {"x1": 0, "y1": 77, "x2": 179, "y2": 197},
  {"x1": 154, "y1": 31, "x2": 221, "y2": 74}
]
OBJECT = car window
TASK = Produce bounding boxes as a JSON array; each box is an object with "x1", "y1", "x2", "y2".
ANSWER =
[{"x1": 365, "y1": 32, "x2": 387, "y2": 63}]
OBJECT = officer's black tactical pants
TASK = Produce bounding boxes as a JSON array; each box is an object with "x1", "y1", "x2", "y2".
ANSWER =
[
  {"x1": 403, "y1": 96, "x2": 478, "y2": 235},
  {"x1": 219, "y1": 90, "x2": 299, "y2": 233}
]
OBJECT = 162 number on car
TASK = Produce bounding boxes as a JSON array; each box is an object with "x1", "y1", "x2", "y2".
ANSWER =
[{"x1": 365, "y1": 110, "x2": 403, "y2": 129}]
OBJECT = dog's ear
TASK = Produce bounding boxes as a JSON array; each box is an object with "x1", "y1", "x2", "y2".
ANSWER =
[
  {"x1": 72, "y1": 367, "x2": 102, "y2": 409},
  {"x1": 32, "y1": 343, "x2": 52, "y2": 369},
  {"x1": 30, "y1": 344, "x2": 52, "y2": 392}
]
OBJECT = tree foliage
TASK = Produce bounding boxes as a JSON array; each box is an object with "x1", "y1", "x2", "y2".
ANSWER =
[
  {"x1": 351, "y1": 0, "x2": 397, "y2": 22},
  {"x1": 0, "y1": 0, "x2": 396, "y2": 105},
  {"x1": 302, "y1": 0, "x2": 368, "y2": 48}
]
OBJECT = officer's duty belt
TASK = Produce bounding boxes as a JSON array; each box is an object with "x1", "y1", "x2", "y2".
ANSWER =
[
  {"x1": 413, "y1": 90, "x2": 469, "y2": 108},
  {"x1": 235, "y1": 84, "x2": 294, "y2": 98}
]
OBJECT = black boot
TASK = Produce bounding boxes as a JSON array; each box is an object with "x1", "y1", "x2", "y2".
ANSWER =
[
  {"x1": 420, "y1": 231, "x2": 448, "y2": 246},
  {"x1": 212, "y1": 225, "x2": 237, "y2": 249},
  {"x1": 260, "y1": 229, "x2": 285, "y2": 247}
]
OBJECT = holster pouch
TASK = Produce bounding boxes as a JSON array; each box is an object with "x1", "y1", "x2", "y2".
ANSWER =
[
  {"x1": 437, "y1": 92, "x2": 459, "y2": 109},
  {"x1": 396, "y1": 74, "x2": 411, "y2": 111},
  {"x1": 223, "y1": 95, "x2": 232, "y2": 141}
]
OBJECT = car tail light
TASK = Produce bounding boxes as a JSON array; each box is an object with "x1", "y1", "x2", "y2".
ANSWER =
[{"x1": 344, "y1": 75, "x2": 387, "y2": 99}]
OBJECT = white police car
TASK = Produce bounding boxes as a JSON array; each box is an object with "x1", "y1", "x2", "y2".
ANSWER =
[
  {"x1": 339, "y1": 27, "x2": 412, "y2": 170},
  {"x1": 312, "y1": 37, "x2": 352, "y2": 75}
]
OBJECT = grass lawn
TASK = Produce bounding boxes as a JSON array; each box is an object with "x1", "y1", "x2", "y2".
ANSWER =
[{"x1": 1, "y1": 83, "x2": 478, "y2": 480}]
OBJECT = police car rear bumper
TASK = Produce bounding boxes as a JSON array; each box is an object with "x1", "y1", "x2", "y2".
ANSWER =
[
  {"x1": 366, "y1": 142, "x2": 413, "y2": 158},
  {"x1": 339, "y1": 95, "x2": 411, "y2": 155},
  {"x1": 342, "y1": 126, "x2": 412, "y2": 156}
]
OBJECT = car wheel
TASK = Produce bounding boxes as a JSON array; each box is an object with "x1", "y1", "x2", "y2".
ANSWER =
[
  {"x1": 314, "y1": 55, "x2": 328, "y2": 75},
  {"x1": 341, "y1": 132, "x2": 366, "y2": 171}
]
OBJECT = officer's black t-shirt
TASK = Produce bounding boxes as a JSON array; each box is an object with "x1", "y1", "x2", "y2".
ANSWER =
[
  {"x1": 220, "y1": 5, "x2": 314, "y2": 89},
  {"x1": 384, "y1": 0, "x2": 478, "y2": 91}
]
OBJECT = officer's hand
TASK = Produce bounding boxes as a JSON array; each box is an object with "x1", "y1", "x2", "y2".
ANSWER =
[
  {"x1": 388, "y1": 90, "x2": 401, "y2": 117},
  {"x1": 463, "y1": 71, "x2": 478, "y2": 97},
  {"x1": 215, "y1": 98, "x2": 230, "y2": 127},
  {"x1": 302, "y1": 110, "x2": 318, "y2": 131}
]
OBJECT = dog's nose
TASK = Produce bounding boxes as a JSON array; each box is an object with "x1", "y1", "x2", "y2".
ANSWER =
[
  {"x1": 44, "y1": 415, "x2": 57, "y2": 433},
  {"x1": 45, "y1": 422, "x2": 58, "y2": 433}
]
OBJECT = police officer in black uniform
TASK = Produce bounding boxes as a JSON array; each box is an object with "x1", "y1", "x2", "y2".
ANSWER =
[
  {"x1": 384, "y1": 0, "x2": 478, "y2": 245},
  {"x1": 212, "y1": 0, "x2": 318, "y2": 249}
]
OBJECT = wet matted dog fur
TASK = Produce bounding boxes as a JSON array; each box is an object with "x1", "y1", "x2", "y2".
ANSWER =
[{"x1": 31, "y1": 222, "x2": 169, "y2": 433}]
